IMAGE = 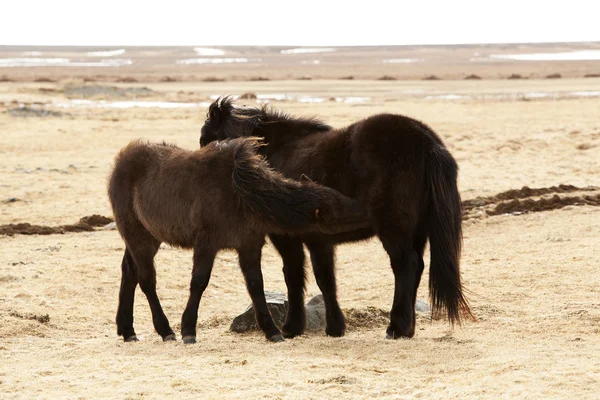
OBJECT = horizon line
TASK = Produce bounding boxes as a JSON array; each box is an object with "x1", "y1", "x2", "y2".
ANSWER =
[{"x1": 1, "y1": 40, "x2": 600, "y2": 49}]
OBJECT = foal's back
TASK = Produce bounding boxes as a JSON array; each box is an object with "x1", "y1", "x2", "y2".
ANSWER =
[{"x1": 109, "y1": 140, "x2": 243, "y2": 248}]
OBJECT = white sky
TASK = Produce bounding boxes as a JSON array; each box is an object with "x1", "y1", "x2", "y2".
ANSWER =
[{"x1": 1, "y1": 0, "x2": 599, "y2": 47}]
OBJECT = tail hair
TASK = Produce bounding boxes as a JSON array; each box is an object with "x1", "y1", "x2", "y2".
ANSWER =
[
  {"x1": 427, "y1": 146, "x2": 473, "y2": 325},
  {"x1": 230, "y1": 138, "x2": 327, "y2": 232}
]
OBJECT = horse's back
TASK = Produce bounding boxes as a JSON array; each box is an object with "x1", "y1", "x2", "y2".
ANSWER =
[{"x1": 349, "y1": 113, "x2": 445, "y2": 164}]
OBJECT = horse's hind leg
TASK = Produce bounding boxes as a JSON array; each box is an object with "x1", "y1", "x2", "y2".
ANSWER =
[
  {"x1": 181, "y1": 243, "x2": 217, "y2": 344},
  {"x1": 116, "y1": 248, "x2": 138, "y2": 342},
  {"x1": 378, "y1": 229, "x2": 423, "y2": 339},
  {"x1": 305, "y1": 241, "x2": 346, "y2": 337},
  {"x1": 238, "y1": 238, "x2": 283, "y2": 342},
  {"x1": 269, "y1": 234, "x2": 306, "y2": 338},
  {"x1": 412, "y1": 230, "x2": 428, "y2": 310}
]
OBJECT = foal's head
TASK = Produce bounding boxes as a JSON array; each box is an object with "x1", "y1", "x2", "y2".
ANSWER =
[{"x1": 200, "y1": 97, "x2": 331, "y2": 147}]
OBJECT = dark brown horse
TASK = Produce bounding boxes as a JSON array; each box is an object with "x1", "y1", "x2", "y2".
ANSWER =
[
  {"x1": 200, "y1": 98, "x2": 473, "y2": 339},
  {"x1": 108, "y1": 138, "x2": 368, "y2": 343}
]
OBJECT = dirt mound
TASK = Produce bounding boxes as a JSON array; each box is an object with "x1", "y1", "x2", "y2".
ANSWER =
[
  {"x1": 10, "y1": 311, "x2": 50, "y2": 324},
  {"x1": 344, "y1": 306, "x2": 389, "y2": 328},
  {"x1": 38, "y1": 87, "x2": 58, "y2": 94},
  {"x1": 462, "y1": 184, "x2": 598, "y2": 209},
  {"x1": 308, "y1": 375, "x2": 356, "y2": 385},
  {"x1": 577, "y1": 143, "x2": 597, "y2": 150},
  {"x1": 63, "y1": 85, "x2": 155, "y2": 99},
  {"x1": 377, "y1": 75, "x2": 396, "y2": 81},
  {"x1": 507, "y1": 74, "x2": 524, "y2": 79},
  {"x1": 464, "y1": 74, "x2": 482, "y2": 80},
  {"x1": 79, "y1": 214, "x2": 113, "y2": 227},
  {"x1": 0, "y1": 223, "x2": 61, "y2": 235},
  {"x1": 159, "y1": 76, "x2": 178, "y2": 82},
  {"x1": 202, "y1": 77, "x2": 226, "y2": 82},
  {"x1": 239, "y1": 92, "x2": 257, "y2": 100},
  {"x1": 423, "y1": 75, "x2": 441, "y2": 80},
  {"x1": 5, "y1": 107, "x2": 66, "y2": 118},
  {"x1": 545, "y1": 73, "x2": 562, "y2": 79},
  {"x1": 489, "y1": 194, "x2": 600, "y2": 216},
  {"x1": 0, "y1": 215, "x2": 114, "y2": 236},
  {"x1": 34, "y1": 77, "x2": 56, "y2": 83},
  {"x1": 115, "y1": 77, "x2": 138, "y2": 83},
  {"x1": 462, "y1": 185, "x2": 600, "y2": 220},
  {"x1": 2, "y1": 309, "x2": 53, "y2": 339}
]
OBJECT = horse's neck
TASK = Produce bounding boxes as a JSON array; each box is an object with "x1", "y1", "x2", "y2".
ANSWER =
[{"x1": 267, "y1": 130, "x2": 340, "y2": 176}]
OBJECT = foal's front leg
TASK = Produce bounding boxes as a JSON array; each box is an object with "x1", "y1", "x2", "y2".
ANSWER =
[
  {"x1": 181, "y1": 245, "x2": 217, "y2": 344},
  {"x1": 238, "y1": 242, "x2": 284, "y2": 342}
]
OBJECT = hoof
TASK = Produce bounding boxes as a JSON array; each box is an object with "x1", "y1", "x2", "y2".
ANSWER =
[
  {"x1": 182, "y1": 336, "x2": 196, "y2": 344},
  {"x1": 281, "y1": 329, "x2": 302, "y2": 339},
  {"x1": 268, "y1": 334, "x2": 285, "y2": 343},
  {"x1": 163, "y1": 333, "x2": 177, "y2": 342},
  {"x1": 385, "y1": 330, "x2": 413, "y2": 340},
  {"x1": 281, "y1": 322, "x2": 304, "y2": 339},
  {"x1": 124, "y1": 335, "x2": 139, "y2": 342},
  {"x1": 325, "y1": 327, "x2": 346, "y2": 338}
]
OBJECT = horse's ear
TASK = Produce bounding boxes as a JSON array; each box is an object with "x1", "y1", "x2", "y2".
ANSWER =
[
  {"x1": 209, "y1": 103, "x2": 221, "y2": 124},
  {"x1": 208, "y1": 96, "x2": 235, "y2": 126},
  {"x1": 315, "y1": 123, "x2": 332, "y2": 131}
]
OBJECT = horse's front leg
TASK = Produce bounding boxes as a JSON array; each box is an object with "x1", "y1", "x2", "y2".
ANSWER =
[
  {"x1": 269, "y1": 234, "x2": 307, "y2": 338},
  {"x1": 238, "y1": 239, "x2": 283, "y2": 342},
  {"x1": 305, "y1": 241, "x2": 346, "y2": 337},
  {"x1": 181, "y1": 243, "x2": 217, "y2": 344}
]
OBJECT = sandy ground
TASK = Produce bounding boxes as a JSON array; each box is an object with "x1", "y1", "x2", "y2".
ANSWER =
[{"x1": 1, "y1": 78, "x2": 600, "y2": 398}]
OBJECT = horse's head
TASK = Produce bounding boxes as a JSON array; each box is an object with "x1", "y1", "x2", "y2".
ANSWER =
[
  {"x1": 200, "y1": 97, "x2": 262, "y2": 147},
  {"x1": 200, "y1": 96, "x2": 332, "y2": 148}
]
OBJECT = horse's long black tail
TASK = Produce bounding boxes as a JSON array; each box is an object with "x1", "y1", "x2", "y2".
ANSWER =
[
  {"x1": 231, "y1": 138, "x2": 368, "y2": 234},
  {"x1": 426, "y1": 145, "x2": 472, "y2": 325}
]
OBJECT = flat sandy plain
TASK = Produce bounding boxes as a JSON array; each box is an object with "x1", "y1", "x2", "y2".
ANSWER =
[
  {"x1": 1, "y1": 57, "x2": 600, "y2": 398},
  {"x1": 1, "y1": 42, "x2": 600, "y2": 81}
]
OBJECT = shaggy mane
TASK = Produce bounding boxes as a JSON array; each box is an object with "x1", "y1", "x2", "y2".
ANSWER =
[{"x1": 222, "y1": 97, "x2": 332, "y2": 135}]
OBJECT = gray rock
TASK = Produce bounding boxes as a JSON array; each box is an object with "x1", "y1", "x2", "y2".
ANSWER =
[
  {"x1": 230, "y1": 292, "x2": 288, "y2": 333},
  {"x1": 101, "y1": 221, "x2": 117, "y2": 230},
  {"x1": 305, "y1": 294, "x2": 326, "y2": 330},
  {"x1": 230, "y1": 292, "x2": 431, "y2": 333},
  {"x1": 415, "y1": 299, "x2": 431, "y2": 313}
]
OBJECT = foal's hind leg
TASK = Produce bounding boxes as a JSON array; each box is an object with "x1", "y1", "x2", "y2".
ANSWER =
[
  {"x1": 269, "y1": 234, "x2": 306, "y2": 338},
  {"x1": 305, "y1": 241, "x2": 346, "y2": 337},
  {"x1": 180, "y1": 244, "x2": 217, "y2": 344},
  {"x1": 238, "y1": 239, "x2": 283, "y2": 342},
  {"x1": 126, "y1": 232, "x2": 175, "y2": 341},
  {"x1": 116, "y1": 248, "x2": 138, "y2": 342}
]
